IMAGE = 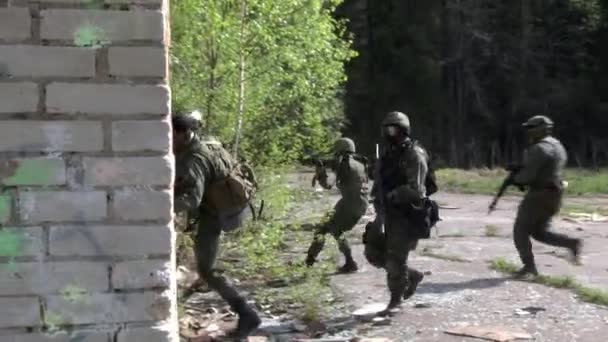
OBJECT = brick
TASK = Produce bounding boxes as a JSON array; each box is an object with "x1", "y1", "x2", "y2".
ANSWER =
[
  {"x1": 116, "y1": 326, "x2": 174, "y2": 342},
  {"x1": 20, "y1": 191, "x2": 107, "y2": 223},
  {"x1": 0, "y1": 121, "x2": 103, "y2": 152},
  {"x1": 83, "y1": 156, "x2": 172, "y2": 186},
  {"x1": 40, "y1": 0, "x2": 161, "y2": 3},
  {"x1": 49, "y1": 225, "x2": 171, "y2": 257},
  {"x1": 0, "y1": 227, "x2": 44, "y2": 258},
  {"x1": 106, "y1": 0, "x2": 163, "y2": 4},
  {"x1": 0, "y1": 261, "x2": 108, "y2": 295},
  {"x1": 0, "y1": 297, "x2": 41, "y2": 328},
  {"x1": 0, "y1": 8, "x2": 31, "y2": 41},
  {"x1": 46, "y1": 83, "x2": 170, "y2": 115},
  {"x1": 5, "y1": 331, "x2": 109, "y2": 342},
  {"x1": 0, "y1": 46, "x2": 95, "y2": 78},
  {"x1": 113, "y1": 190, "x2": 171, "y2": 222},
  {"x1": 0, "y1": 194, "x2": 11, "y2": 223},
  {"x1": 0, "y1": 157, "x2": 66, "y2": 186},
  {"x1": 112, "y1": 260, "x2": 171, "y2": 289},
  {"x1": 108, "y1": 47, "x2": 167, "y2": 78},
  {"x1": 46, "y1": 292, "x2": 171, "y2": 324},
  {"x1": 0, "y1": 83, "x2": 39, "y2": 114},
  {"x1": 112, "y1": 120, "x2": 171, "y2": 152},
  {"x1": 41, "y1": 9, "x2": 164, "y2": 42}
]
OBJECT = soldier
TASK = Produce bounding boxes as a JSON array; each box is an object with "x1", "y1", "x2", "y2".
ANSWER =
[
  {"x1": 374, "y1": 111, "x2": 427, "y2": 313},
  {"x1": 172, "y1": 114, "x2": 261, "y2": 338},
  {"x1": 511, "y1": 115, "x2": 582, "y2": 277},
  {"x1": 305, "y1": 138, "x2": 369, "y2": 273}
]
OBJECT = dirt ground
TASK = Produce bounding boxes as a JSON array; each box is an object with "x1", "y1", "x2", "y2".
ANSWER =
[
  {"x1": 329, "y1": 190, "x2": 608, "y2": 342},
  {"x1": 181, "y1": 171, "x2": 608, "y2": 341}
]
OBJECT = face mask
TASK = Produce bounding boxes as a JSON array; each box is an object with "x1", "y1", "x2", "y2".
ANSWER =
[{"x1": 385, "y1": 126, "x2": 399, "y2": 137}]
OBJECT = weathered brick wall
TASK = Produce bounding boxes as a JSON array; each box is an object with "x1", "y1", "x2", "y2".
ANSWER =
[{"x1": 0, "y1": 0, "x2": 176, "y2": 340}]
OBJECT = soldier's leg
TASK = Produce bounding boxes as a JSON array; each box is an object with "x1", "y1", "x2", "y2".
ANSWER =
[
  {"x1": 306, "y1": 224, "x2": 328, "y2": 266},
  {"x1": 404, "y1": 239, "x2": 424, "y2": 299},
  {"x1": 195, "y1": 219, "x2": 260, "y2": 337},
  {"x1": 513, "y1": 198, "x2": 539, "y2": 275},
  {"x1": 383, "y1": 217, "x2": 410, "y2": 311},
  {"x1": 331, "y1": 205, "x2": 366, "y2": 273},
  {"x1": 530, "y1": 193, "x2": 581, "y2": 261}
]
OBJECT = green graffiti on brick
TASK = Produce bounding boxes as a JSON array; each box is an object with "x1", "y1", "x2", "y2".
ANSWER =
[
  {"x1": 0, "y1": 195, "x2": 11, "y2": 223},
  {"x1": 3, "y1": 159, "x2": 53, "y2": 186},
  {"x1": 74, "y1": 23, "x2": 110, "y2": 48},
  {"x1": 0, "y1": 230, "x2": 21, "y2": 272},
  {"x1": 44, "y1": 311, "x2": 65, "y2": 333}
]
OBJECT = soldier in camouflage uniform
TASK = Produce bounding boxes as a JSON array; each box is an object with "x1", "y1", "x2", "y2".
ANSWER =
[
  {"x1": 172, "y1": 115, "x2": 261, "y2": 338},
  {"x1": 374, "y1": 111, "x2": 427, "y2": 313},
  {"x1": 305, "y1": 138, "x2": 369, "y2": 273},
  {"x1": 511, "y1": 115, "x2": 582, "y2": 277}
]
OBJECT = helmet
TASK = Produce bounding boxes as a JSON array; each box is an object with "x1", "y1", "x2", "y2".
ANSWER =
[
  {"x1": 382, "y1": 111, "x2": 411, "y2": 135},
  {"x1": 522, "y1": 115, "x2": 553, "y2": 135},
  {"x1": 334, "y1": 137, "x2": 356, "y2": 154}
]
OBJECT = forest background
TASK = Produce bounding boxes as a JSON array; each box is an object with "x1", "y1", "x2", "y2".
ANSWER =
[{"x1": 171, "y1": 0, "x2": 608, "y2": 169}]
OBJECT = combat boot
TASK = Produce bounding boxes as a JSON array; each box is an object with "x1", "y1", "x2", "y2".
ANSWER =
[
  {"x1": 403, "y1": 270, "x2": 424, "y2": 300},
  {"x1": 229, "y1": 305, "x2": 261, "y2": 339},
  {"x1": 305, "y1": 256, "x2": 316, "y2": 267},
  {"x1": 379, "y1": 294, "x2": 402, "y2": 317},
  {"x1": 337, "y1": 259, "x2": 358, "y2": 274},
  {"x1": 514, "y1": 264, "x2": 538, "y2": 279}
]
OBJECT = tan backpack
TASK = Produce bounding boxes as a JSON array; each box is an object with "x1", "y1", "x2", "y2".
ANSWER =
[{"x1": 204, "y1": 158, "x2": 257, "y2": 212}]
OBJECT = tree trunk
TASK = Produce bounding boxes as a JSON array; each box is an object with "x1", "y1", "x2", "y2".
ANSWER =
[{"x1": 233, "y1": 0, "x2": 247, "y2": 159}]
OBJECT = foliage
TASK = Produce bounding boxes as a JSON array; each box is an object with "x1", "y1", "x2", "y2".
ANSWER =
[
  {"x1": 171, "y1": 0, "x2": 356, "y2": 165},
  {"x1": 341, "y1": 0, "x2": 608, "y2": 168},
  {"x1": 490, "y1": 257, "x2": 608, "y2": 306},
  {"x1": 436, "y1": 167, "x2": 608, "y2": 195}
]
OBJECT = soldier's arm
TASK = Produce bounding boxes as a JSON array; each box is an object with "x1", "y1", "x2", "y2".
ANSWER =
[
  {"x1": 174, "y1": 157, "x2": 206, "y2": 213},
  {"x1": 389, "y1": 150, "x2": 427, "y2": 204},
  {"x1": 513, "y1": 145, "x2": 543, "y2": 186}
]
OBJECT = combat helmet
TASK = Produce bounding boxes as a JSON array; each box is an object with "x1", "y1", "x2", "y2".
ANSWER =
[
  {"x1": 522, "y1": 115, "x2": 553, "y2": 135},
  {"x1": 334, "y1": 137, "x2": 356, "y2": 154},
  {"x1": 382, "y1": 111, "x2": 411, "y2": 135}
]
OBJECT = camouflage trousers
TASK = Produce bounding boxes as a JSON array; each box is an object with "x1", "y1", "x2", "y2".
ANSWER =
[
  {"x1": 306, "y1": 198, "x2": 367, "y2": 265},
  {"x1": 194, "y1": 213, "x2": 251, "y2": 315},
  {"x1": 384, "y1": 212, "x2": 423, "y2": 301},
  {"x1": 514, "y1": 189, "x2": 578, "y2": 268}
]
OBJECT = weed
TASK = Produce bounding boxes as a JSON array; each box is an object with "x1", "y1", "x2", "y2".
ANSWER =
[
  {"x1": 484, "y1": 225, "x2": 500, "y2": 237},
  {"x1": 490, "y1": 258, "x2": 608, "y2": 307}
]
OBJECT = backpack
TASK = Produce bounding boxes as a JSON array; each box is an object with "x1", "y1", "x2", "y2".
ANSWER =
[
  {"x1": 412, "y1": 141, "x2": 439, "y2": 196},
  {"x1": 201, "y1": 141, "x2": 257, "y2": 213},
  {"x1": 409, "y1": 141, "x2": 441, "y2": 238}
]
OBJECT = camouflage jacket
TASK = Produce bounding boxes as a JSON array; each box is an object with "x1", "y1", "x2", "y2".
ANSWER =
[
  {"x1": 373, "y1": 138, "x2": 429, "y2": 215},
  {"x1": 514, "y1": 136, "x2": 567, "y2": 189},
  {"x1": 318, "y1": 154, "x2": 369, "y2": 207},
  {"x1": 174, "y1": 135, "x2": 233, "y2": 213}
]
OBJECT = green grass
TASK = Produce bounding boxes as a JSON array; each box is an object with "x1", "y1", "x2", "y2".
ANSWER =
[
  {"x1": 562, "y1": 204, "x2": 608, "y2": 217},
  {"x1": 437, "y1": 168, "x2": 608, "y2": 195},
  {"x1": 490, "y1": 258, "x2": 608, "y2": 307}
]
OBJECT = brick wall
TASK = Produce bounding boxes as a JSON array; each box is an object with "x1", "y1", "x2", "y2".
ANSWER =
[{"x1": 0, "y1": 0, "x2": 176, "y2": 341}]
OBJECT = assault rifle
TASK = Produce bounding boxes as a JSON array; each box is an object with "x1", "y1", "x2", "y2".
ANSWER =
[{"x1": 488, "y1": 164, "x2": 525, "y2": 214}]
